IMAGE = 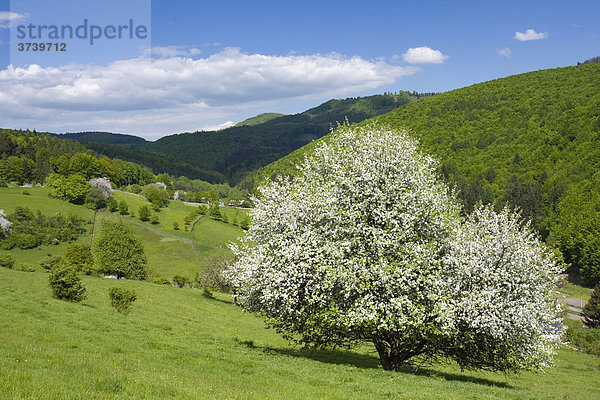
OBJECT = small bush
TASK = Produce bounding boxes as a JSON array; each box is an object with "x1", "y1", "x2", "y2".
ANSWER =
[
  {"x1": 152, "y1": 277, "x2": 170, "y2": 285},
  {"x1": 13, "y1": 233, "x2": 42, "y2": 249},
  {"x1": 17, "y1": 263, "x2": 35, "y2": 272},
  {"x1": 48, "y1": 265, "x2": 87, "y2": 302},
  {"x1": 118, "y1": 200, "x2": 129, "y2": 215},
  {"x1": 138, "y1": 205, "x2": 151, "y2": 221},
  {"x1": 566, "y1": 325, "x2": 600, "y2": 356},
  {"x1": 64, "y1": 244, "x2": 94, "y2": 275},
  {"x1": 107, "y1": 197, "x2": 118, "y2": 212},
  {"x1": 196, "y1": 253, "x2": 233, "y2": 292},
  {"x1": 0, "y1": 253, "x2": 15, "y2": 269},
  {"x1": 109, "y1": 287, "x2": 137, "y2": 314},
  {"x1": 173, "y1": 221, "x2": 179, "y2": 230},
  {"x1": 150, "y1": 214, "x2": 159, "y2": 224},
  {"x1": 40, "y1": 255, "x2": 63, "y2": 271},
  {"x1": 583, "y1": 284, "x2": 600, "y2": 328},
  {"x1": 172, "y1": 275, "x2": 190, "y2": 288},
  {"x1": 22, "y1": 190, "x2": 31, "y2": 195}
]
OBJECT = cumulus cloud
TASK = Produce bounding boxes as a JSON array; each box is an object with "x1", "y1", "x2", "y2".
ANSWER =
[
  {"x1": 514, "y1": 29, "x2": 548, "y2": 41},
  {"x1": 201, "y1": 121, "x2": 235, "y2": 131},
  {"x1": 497, "y1": 47, "x2": 512, "y2": 58},
  {"x1": 0, "y1": 11, "x2": 28, "y2": 28},
  {"x1": 401, "y1": 47, "x2": 448, "y2": 64},
  {"x1": 0, "y1": 48, "x2": 418, "y2": 138}
]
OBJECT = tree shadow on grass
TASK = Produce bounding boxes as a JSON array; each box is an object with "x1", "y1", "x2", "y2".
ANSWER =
[{"x1": 238, "y1": 340, "x2": 514, "y2": 389}]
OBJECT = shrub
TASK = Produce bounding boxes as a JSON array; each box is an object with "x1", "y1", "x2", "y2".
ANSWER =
[
  {"x1": 64, "y1": 244, "x2": 94, "y2": 275},
  {"x1": 208, "y1": 205, "x2": 222, "y2": 220},
  {"x1": 138, "y1": 205, "x2": 151, "y2": 222},
  {"x1": 48, "y1": 265, "x2": 87, "y2": 302},
  {"x1": 197, "y1": 253, "x2": 233, "y2": 292},
  {"x1": 197, "y1": 205, "x2": 208, "y2": 215},
  {"x1": 22, "y1": 190, "x2": 30, "y2": 195},
  {"x1": 150, "y1": 214, "x2": 159, "y2": 225},
  {"x1": 583, "y1": 284, "x2": 600, "y2": 328},
  {"x1": 18, "y1": 263, "x2": 35, "y2": 272},
  {"x1": 0, "y1": 253, "x2": 15, "y2": 269},
  {"x1": 85, "y1": 187, "x2": 108, "y2": 210},
  {"x1": 108, "y1": 287, "x2": 137, "y2": 314},
  {"x1": 173, "y1": 221, "x2": 179, "y2": 230},
  {"x1": 172, "y1": 275, "x2": 190, "y2": 288},
  {"x1": 40, "y1": 255, "x2": 63, "y2": 271},
  {"x1": 118, "y1": 200, "x2": 129, "y2": 215},
  {"x1": 13, "y1": 233, "x2": 41, "y2": 249},
  {"x1": 107, "y1": 197, "x2": 118, "y2": 212},
  {"x1": 152, "y1": 277, "x2": 170, "y2": 285},
  {"x1": 93, "y1": 219, "x2": 147, "y2": 280}
]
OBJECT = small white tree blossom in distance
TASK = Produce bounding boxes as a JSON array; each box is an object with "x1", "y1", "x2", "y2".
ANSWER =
[
  {"x1": 226, "y1": 124, "x2": 562, "y2": 372},
  {"x1": 88, "y1": 177, "x2": 113, "y2": 198},
  {"x1": 0, "y1": 210, "x2": 11, "y2": 237}
]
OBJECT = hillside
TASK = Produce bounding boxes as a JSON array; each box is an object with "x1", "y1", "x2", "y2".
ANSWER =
[
  {"x1": 1, "y1": 267, "x2": 599, "y2": 399},
  {"x1": 235, "y1": 112, "x2": 286, "y2": 127},
  {"x1": 55, "y1": 132, "x2": 148, "y2": 148},
  {"x1": 141, "y1": 92, "x2": 433, "y2": 184},
  {"x1": 254, "y1": 64, "x2": 600, "y2": 284}
]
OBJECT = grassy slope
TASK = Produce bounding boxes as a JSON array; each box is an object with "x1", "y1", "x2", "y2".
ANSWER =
[
  {"x1": 235, "y1": 113, "x2": 286, "y2": 127},
  {"x1": 0, "y1": 189, "x2": 245, "y2": 281},
  {"x1": 0, "y1": 187, "x2": 95, "y2": 270},
  {"x1": 1, "y1": 268, "x2": 599, "y2": 399}
]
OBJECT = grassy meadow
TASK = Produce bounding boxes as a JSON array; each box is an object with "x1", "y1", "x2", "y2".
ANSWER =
[
  {"x1": 1, "y1": 268, "x2": 600, "y2": 399},
  {"x1": 0, "y1": 188, "x2": 245, "y2": 281},
  {"x1": 0, "y1": 187, "x2": 95, "y2": 270}
]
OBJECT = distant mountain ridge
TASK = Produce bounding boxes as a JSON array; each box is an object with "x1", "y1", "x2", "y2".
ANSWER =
[
  {"x1": 54, "y1": 131, "x2": 148, "y2": 148},
  {"x1": 140, "y1": 91, "x2": 434, "y2": 184}
]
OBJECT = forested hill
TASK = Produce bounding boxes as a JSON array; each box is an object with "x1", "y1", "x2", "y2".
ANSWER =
[
  {"x1": 252, "y1": 63, "x2": 600, "y2": 285},
  {"x1": 54, "y1": 131, "x2": 148, "y2": 148},
  {"x1": 140, "y1": 92, "x2": 433, "y2": 184},
  {"x1": 0, "y1": 128, "x2": 157, "y2": 187}
]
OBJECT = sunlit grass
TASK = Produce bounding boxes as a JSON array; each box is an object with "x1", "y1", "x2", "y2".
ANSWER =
[{"x1": 1, "y1": 268, "x2": 599, "y2": 399}]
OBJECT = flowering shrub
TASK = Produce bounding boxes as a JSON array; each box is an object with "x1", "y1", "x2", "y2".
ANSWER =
[
  {"x1": 89, "y1": 177, "x2": 113, "y2": 198},
  {"x1": 226, "y1": 124, "x2": 562, "y2": 372},
  {"x1": 0, "y1": 210, "x2": 11, "y2": 238}
]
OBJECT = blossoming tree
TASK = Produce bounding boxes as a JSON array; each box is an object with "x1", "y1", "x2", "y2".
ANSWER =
[{"x1": 227, "y1": 124, "x2": 561, "y2": 371}]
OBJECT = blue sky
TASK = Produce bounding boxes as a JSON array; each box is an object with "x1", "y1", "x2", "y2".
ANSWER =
[{"x1": 0, "y1": 0, "x2": 598, "y2": 139}]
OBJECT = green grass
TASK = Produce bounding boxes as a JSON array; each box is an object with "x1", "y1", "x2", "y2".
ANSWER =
[
  {"x1": 1, "y1": 268, "x2": 599, "y2": 399},
  {"x1": 0, "y1": 187, "x2": 95, "y2": 270},
  {"x1": 192, "y1": 216, "x2": 244, "y2": 265},
  {"x1": 94, "y1": 213, "x2": 199, "y2": 281}
]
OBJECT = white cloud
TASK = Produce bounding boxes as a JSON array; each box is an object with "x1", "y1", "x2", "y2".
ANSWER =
[
  {"x1": 201, "y1": 121, "x2": 235, "y2": 131},
  {"x1": 514, "y1": 29, "x2": 549, "y2": 41},
  {"x1": 0, "y1": 11, "x2": 28, "y2": 29},
  {"x1": 401, "y1": 47, "x2": 448, "y2": 64},
  {"x1": 0, "y1": 48, "x2": 418, "y2": 138},
  {"x1": 497, "y1": 47, "x2": 512, "y2": 58}
]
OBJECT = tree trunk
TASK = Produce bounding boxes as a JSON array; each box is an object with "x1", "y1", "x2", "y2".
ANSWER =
[{"x1": 372, "y1": 333, "x2": 425, "y2": 371}]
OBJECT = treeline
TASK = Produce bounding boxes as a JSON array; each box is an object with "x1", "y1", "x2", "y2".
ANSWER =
[
  {"x1": 258, "y1": 64, "x2": 600, "y2": 285},
  {"x1": 140, "y1": 92, "x2": 434, "y2": 184},
  {"x1": 0, "y1": 129, "x2": 155, "y2": 187}
]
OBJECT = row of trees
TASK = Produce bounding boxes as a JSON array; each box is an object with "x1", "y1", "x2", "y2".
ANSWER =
[{"x1": 0, "y1": 129, "x2": 156, "y2": 187}]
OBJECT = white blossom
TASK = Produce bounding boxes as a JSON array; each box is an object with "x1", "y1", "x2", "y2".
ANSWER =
[
  {"x1": 226, "y1": 124, "x2": 562, "y2": 372},
  {"x1": 88, "y1": 177, "x2": 113, "y2": 198},
  {"x1": 0, "y1": 210, "x2": 11, "y2": 237}
]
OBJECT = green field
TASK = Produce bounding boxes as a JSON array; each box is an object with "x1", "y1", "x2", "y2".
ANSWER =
[
  {"x1": 1, "y1": 268, "x2": 599, "y2": 399},
  {"x1": 0, "y1": 188, "x2": 245, "y2": 281},
  {"x1": 0, "y1": 187, "x2": 95, "y2": 270}
]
